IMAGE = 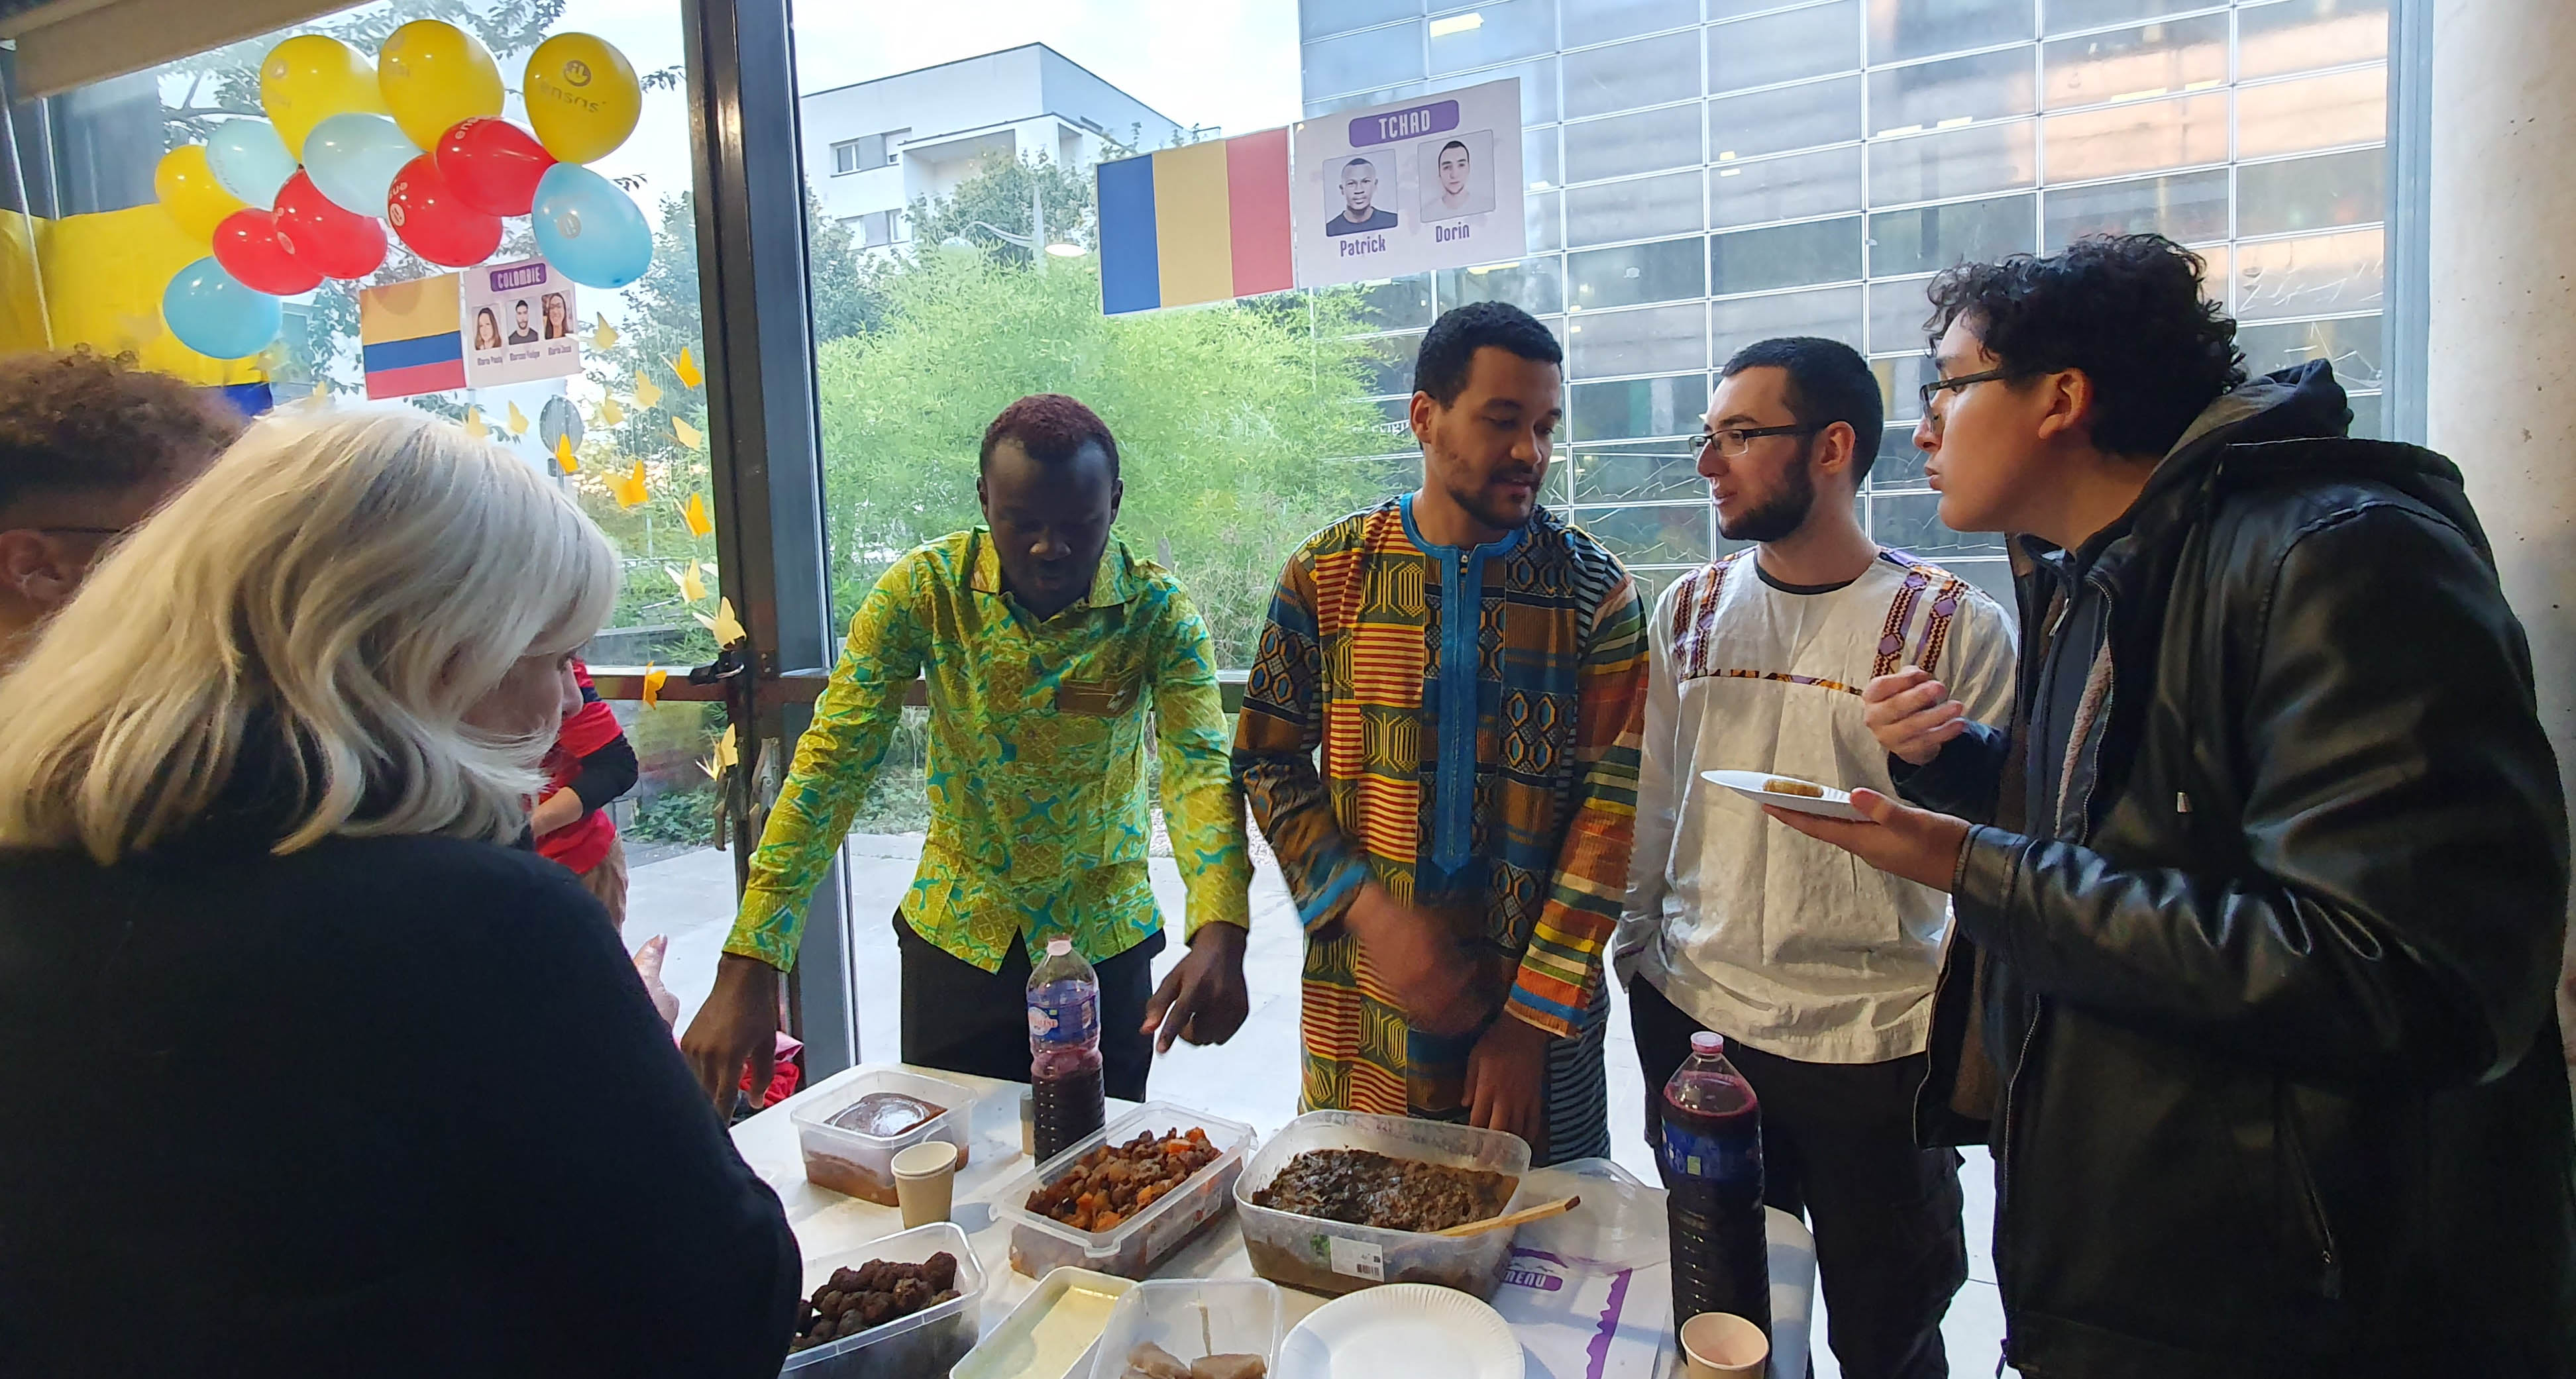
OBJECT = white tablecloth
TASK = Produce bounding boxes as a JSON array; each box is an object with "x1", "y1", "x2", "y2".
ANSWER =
[{"x1": 731, "y1": 1064, "x2": 1815, "y2": 1378}]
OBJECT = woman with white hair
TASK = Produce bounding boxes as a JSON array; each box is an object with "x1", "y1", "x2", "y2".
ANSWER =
[{"x1": 0, "y1": 411, "x2": 799, "y2": 1376}]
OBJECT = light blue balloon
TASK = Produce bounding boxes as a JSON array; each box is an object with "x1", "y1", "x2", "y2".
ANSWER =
[
  {"x1": 203, "y1": 119, "x2": 297, "y2": 206},
  {"x1": 302, "y1": 113, "x2": 422, "y2": 217},
  {"x1": 162, "y1": 257, "x2": 281, "y2": 360},
  {"x1": 530, "y1": 163, "x2": 653, "y2": 289}
]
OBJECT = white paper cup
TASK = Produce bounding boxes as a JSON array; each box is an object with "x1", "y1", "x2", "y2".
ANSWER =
[
  {"x1": 891, "y1": 1139, "x2": 959, "y2": 1228},
  {"x1": 1680, "y1": 1311, "x2": 1769, "y2": 1378}
]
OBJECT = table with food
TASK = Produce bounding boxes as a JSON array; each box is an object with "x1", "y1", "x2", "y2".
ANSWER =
[{"x1": 731, "y1": 1064, "x2": 1817, "y2": 1379}]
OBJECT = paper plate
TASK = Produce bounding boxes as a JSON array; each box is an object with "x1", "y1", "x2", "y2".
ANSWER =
[
  {"x1": 1277, "y1": 1283, "x2": 1521, "y2": 1379},
  {"x1": 1703, "y1": 768, "x2": 1866, "y2": 821}
]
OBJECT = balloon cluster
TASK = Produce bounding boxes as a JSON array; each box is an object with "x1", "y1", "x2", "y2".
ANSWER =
[{"x1": 157, "y1": 23, "x2": 655, "y2": 359}]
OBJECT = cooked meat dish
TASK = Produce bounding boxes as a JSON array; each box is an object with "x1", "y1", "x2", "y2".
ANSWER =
[
  {"x1": 1024, "y1": 1127, "x2": 1222, "y2": 1234},
  {"x1": 788, "y1": 1252, "x2": 960, "y2": 1353},
  {"x1": 1248, "y1": 1149, "x2": 1515, "y2": 1233},
  {"x1": 1120, "y1": 1341, "x2": 1267, "y2": 1379}
]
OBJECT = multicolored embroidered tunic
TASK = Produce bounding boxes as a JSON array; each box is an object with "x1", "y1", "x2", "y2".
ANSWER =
[
  {"x1": 726, "y1": 529, "x2": 1252, "y2": 973},
  {"x1": 1234, "y1": 497, "x2": 1648, "y2": 1160}
]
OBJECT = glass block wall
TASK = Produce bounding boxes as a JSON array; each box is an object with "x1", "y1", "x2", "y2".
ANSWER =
[{"x1": 1300, "y1": 0, "x2": 2394, "y2": 609}]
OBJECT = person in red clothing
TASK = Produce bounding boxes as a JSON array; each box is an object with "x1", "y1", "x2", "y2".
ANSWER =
[{"x1": 532, "y1": 660, "x2": 639, "y2": 930}]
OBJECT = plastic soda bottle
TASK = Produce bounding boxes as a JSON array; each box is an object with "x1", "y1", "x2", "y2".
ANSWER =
[
  {"x1": 1660, "y1": 1031, "x2": 1771, "y2": 1337},
  {"x1": 1026, "y1": 936, "x2": 1106, "y2": 1162}
]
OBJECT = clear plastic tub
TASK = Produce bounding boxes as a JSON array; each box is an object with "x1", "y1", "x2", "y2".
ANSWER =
[
  {"x1": 989, "y1": 1101, "x2": 1256, "y2": 1280},
  {"x1": 790, "y1": 1068, "x2": 974, "y2": 1206},
  {"x1": 1087, "y1": 1278, "x2": 1282, "y2": 1379},
  {"x1": 953, "y1": 1266, "x2": 1136, "y2": 1379},
  {"x1": 1232, "y1": 1109, "x2": 1531, "y2": 1300},
  {"x1": 780, "y1": 1220, "x2": 984, "y2": 1378}
]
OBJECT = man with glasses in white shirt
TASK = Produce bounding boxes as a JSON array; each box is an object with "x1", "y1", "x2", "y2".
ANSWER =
[{"x1": 1619, "y1": 335, "x2": 2015, "y2": 1379}]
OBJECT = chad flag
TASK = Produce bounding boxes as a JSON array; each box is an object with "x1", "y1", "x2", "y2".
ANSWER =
[
  {"x1": 1097, "y1": 128, "x2": 1293, "y2": 315},
  {"x1": 359, "y1": 274, "x2": 466, "y2": 399}
]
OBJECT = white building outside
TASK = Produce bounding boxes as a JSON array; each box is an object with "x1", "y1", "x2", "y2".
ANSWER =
[{"x1": 800, "y1": 42, "x2": 1187, "y2": 252}]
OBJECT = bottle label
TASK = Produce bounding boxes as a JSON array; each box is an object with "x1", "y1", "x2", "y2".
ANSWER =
[
  {"x1": 1027, "y1": 980, "x2": 1100, "y2": 1047},
  {"x1": 1660, "y1": 1119, "x2": 1761, "y2": 1182}
]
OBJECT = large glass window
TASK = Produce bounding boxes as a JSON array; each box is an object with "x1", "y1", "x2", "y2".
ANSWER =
[
  {"x1": 1567, "y1": 300, "x2": 1707, "y2": 375},
  {"x1": 1868, "y1": 194, "x2": 2038, "y2": 278},
  {"x1": 1710, "y1": 144, "x2": 1866, "y2": 229},
  {"x1": 1428, "y1": 0, "x2": 1560, "y2": 73},
  {"x1": 1565, "y1": 31, "x2": 1701, "y2": 119},
  {"x1": 2041, "y1": 14, "x2": 2228, "y2": 109},
  {"x1": 1707, "y1": 1, "x2": 1864, "y2": 93},
  {"x1": 1564, "y1": 103, "x2": 1704, "y2": 180},
  {"x1": 1572, "y1": 372, "x2": 1707, "y2": 440},
  {"x1": 1870, "y1": 46, "x2": 2037, "y2": 134},
  {"x1": 1306, "y1": 24, "x2": 1428, "y2": 100},
  {"x1": 1868, "y1": 0, "x2": 2032, "y2": 65},
  {"x1": 14, "y1": 0, "x2": 738, "y2": 1018},
  {"x1": 1566, "y1": 170, "x2": 1705, "y2": 247},
  {"x1": 1868, "y1": 119, "x2": 2038, "y2": 205},
  {"x1": 2043, "y1": 168, "x2": 2230, "y2": 249},
  {"x1": 1564, "y1": 0, "x2": 1703, "y2": 45},
  {"x1": 1709, "y1": 76, "x2": 1863, "y2": 163},
  {"x1": 1711, "y1": 217, "x2": 1866, "y2": 296},
  {"x1": 1569, "y1": 236, "x2": 1707, "y2": 309}
]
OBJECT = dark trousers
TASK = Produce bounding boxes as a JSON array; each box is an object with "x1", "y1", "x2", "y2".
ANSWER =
[
  {"x1": 1629, "y1": 976, "x2": 1967, "y2": 1379},
  {"x1": 894, "y1": 913, "x2": 1163, "y2": 1102}
]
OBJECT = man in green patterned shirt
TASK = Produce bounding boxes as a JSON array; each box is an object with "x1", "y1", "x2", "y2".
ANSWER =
[{"x1": 680, "y1": 395, "x2": 1256, "y2": 1107}]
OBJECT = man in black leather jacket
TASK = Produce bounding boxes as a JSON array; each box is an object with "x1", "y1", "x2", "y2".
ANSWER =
[{"x1": 1773, "y1": 235, "x2": 2575, "y2": 1378}]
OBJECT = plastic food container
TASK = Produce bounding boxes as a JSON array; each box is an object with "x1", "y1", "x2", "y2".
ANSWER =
[
  {"x1": 1087, "y1": 1278, "x2": 1282, "y2": 1379},
  {"x1": 1232, "y1": 1109, "x2": 1532, "y2": 1300},
  {"x1": 790, "y1": 1068, "x2": 974, "y2": 1206},
  {"x1": 990, "y1": 1101, "x2": 1256, "y2": 1280},
  {"x1": 953, "y1": 1267, "x2": 1137, "y2": 1379},
  {"x1": 780, "y1": 1220, "x2": 983, "y2": 1378}
]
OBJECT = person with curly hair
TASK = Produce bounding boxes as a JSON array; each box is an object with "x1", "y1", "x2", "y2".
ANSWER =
[
  {"x1": 1772, "y1": 234, "x2": 2574, "y2": 1376},
  {"x1": 0, "y1": 350, "x2": 242, "y2": 666}
]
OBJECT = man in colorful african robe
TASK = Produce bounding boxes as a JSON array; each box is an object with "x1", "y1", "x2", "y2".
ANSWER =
[{"x1": 1236, "y1": 303, "x2": 1648, "y2": 1165}]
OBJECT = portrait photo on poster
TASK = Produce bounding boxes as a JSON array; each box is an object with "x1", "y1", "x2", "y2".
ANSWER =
[
  {"x1": 1420, "y1": 130, "x2": 1495, "y2": 222},
  {"x1": 464, "y1": 257, "x2": 583, "y2": 389},
  {"x1": 1326, "y1": 154, "x2": 1401, "y2": 237}
]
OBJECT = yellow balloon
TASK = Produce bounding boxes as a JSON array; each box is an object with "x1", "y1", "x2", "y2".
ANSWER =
[
  {"x1": 153, "y1": 146, "x2": 247, "y2": 244},
  {"x1": 261, "y1": 34, "x2": 388, "y2": 158},
  {"x1": 523, "y1": 32, "x2": 641, "y2": 164},
  {"x1": 378, "y1": 19, "x2": 504, "y2": 151}
]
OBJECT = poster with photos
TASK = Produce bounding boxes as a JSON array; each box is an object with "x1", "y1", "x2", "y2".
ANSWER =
[
  {"x1": 1291, "y1": 77, "x2": 1525, "y2": 289},
  {"x1": 462, "y1": 256, "x2": 582, "y2": 389}
]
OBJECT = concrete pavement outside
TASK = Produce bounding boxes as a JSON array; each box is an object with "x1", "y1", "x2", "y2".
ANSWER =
[{"x1": 623, "y1": 839, "x2": 2008, "y2": 1377}]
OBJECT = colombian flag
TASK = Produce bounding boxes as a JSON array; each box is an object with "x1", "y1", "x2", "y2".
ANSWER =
[
  {"x1": 359, "y1": 273, "x2": 465, "y2": 399},
  {"x1": 1097, "y1": 128, "x2": 1293, "y2": 315}
]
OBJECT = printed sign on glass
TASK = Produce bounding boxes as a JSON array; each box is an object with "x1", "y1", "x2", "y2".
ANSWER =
[{"x1": 1291, "y1": 77, "x2": 1525, "y2": 290}]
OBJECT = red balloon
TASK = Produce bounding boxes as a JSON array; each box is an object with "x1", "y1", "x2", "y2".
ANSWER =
[
  {"x1": 211, "y1": 209, "x2": 321, "y2": 296},
  {"x1": 272, "y1": 170, "x2": 387, "y2": 280},
  {"x1": 435, "y1": 117, "x2": 556, "y2": 218},
  {"x1": 384, "y1": 154, "x2": 504, "y2": 268}
]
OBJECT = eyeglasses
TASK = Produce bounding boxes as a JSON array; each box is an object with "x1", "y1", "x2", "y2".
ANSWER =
[
  {"x1": 1693, "y1": 423, "x2": 1819, "y2": 458},
  {"x1": 1918, "y1": 368, "x2": 2016, "y2": 414}
]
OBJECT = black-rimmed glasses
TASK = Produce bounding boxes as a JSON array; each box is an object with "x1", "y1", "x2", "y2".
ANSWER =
[
  {"x1": 1918, "y1": 368, "x2": 2015, "y2": 413},
  {"x1": 1693, "y1": 423, "x2": 1819, "y2": 458}
]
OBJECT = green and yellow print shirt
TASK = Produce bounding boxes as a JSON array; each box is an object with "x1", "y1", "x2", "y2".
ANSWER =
[{"x1": 726, "y1": 529, "x2": 1254, "y2": 972}]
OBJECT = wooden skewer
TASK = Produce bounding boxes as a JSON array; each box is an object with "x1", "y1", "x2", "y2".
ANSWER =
[{"x1": 1431, "y1": 1194, "x2": 1581, "y2": 1238}]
